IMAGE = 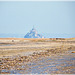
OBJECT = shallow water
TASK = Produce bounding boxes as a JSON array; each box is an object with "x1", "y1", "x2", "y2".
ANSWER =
[
  {"x1": 25, "y1": 53, "x2": 75, "y2": 74},
  {"x1": 0, "y1": 43, "x2": 13, "y2": 46},
  {"x1": 1, "y1": 50, "x2": 75, "y2": 74}
]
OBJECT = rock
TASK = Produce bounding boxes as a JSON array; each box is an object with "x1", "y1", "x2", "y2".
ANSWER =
[
  {"x1": 72, "y1": 51, "x2": 75, "y2": 53},
  {"x1": 24, "y1": 27, "x2": 44, "y2": 38}
]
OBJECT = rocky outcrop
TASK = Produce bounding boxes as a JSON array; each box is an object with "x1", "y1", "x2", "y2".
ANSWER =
[{"x1": 24, "y1": 28, "x2": 44, "y2": 38}]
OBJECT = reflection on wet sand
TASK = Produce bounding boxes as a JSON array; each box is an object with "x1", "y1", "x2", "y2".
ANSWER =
[{"x1": 0, "y1": 38, "x2": 75, "y2": 74}]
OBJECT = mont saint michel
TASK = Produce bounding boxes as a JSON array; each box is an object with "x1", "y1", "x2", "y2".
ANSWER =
[{"x1": 24, "y1": 27, "x2": 44, "y2": 38}]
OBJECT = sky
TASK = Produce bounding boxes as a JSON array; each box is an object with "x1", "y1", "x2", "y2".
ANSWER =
[{"x1": 0, "y1": 1, "x2": 75, "y2": 38}]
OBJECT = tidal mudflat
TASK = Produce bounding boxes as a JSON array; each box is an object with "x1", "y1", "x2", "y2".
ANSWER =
[{"x1": 0, "y1": 38, "x2": 75, "y2": 74}]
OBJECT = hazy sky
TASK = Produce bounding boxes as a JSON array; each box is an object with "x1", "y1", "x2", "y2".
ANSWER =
[{"x1": 0, "y1": 1, "x2": 75, "y2": 35}]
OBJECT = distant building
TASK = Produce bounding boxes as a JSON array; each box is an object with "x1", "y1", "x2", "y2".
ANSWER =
[{"x1": 24, "y1": 27, "x2": 44, "y2": 38}]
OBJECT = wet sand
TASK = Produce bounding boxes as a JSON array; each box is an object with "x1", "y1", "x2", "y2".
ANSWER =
[{"x1": 0, "y1": 38, "x2": 75, "y2": 74}]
